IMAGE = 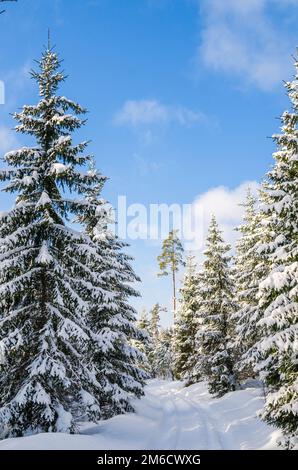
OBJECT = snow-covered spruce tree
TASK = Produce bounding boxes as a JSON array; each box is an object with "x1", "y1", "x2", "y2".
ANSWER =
[
  {"x1": 254, "y1": 59, "x2": 298, "y2": 449},
  {"x1": 133, "y1": 310, "x2": 153, "y2": 375},
  {"x1": 173, "y1": 254, "x2": 201, "y2": 383},
  {"x1": 198, "y1": 216, "x2": 237, "y2": 397},
  {"x1": 186, "y1": 270, "x2": 207, "y2": 385},
  {"x1": 149, "y1": 303, "x2": 165, "y2": 340},
  {"x1": 76, "y1": 188, "x2": 147, "y2": 418},
  {"x1": 148, "y1": 303, "x2": 166, "y2": 377},
  {"x1": 0, "y1": 45, "x2": 112, "y2": 437},
  {"x1": 153, "y1": 328, "x2": 175, "y2": 380},
  {"x1": 232, "y1": 189, "x2": 270, "y2": 380}
]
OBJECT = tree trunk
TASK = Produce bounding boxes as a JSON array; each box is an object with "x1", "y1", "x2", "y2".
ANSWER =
[{"x1": 172, "y1": 268, "x2": 176, "y2": 317}]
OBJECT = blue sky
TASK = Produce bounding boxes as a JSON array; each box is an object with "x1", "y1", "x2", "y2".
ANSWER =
[{"x1": 0, "y1": 0, "x2": 297, "y2": 325}]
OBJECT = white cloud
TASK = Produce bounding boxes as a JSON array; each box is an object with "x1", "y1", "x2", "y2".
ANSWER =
[
  {"x1": 0, "y1": 126, "x2": 19, "y2": 155},
  {"x1": 114, "y1": 99, "x2": 205, "y2": 127},
  {"x1": 198, "y1": 0, "x2": 295, "y2": 90},
  {"x1": 188, "y1": 180, "x2": 260, "y2": 260}
]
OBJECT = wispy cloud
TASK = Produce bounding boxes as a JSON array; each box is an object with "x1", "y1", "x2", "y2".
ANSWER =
[
  {"x1": 133, "y1": 153, "x2": 163, "y2": 176},
  {"x1": 2, "y1": 62, "x2": 32, "y2": 109},
  {"x1": 114, "y1": 99, "x2": 205, "y2": 127},
  {"x1": 5, "y1": 62, "x2": 31, "y2": 91},
  {"x1": 0, "y1": 126, "x2": 19, "y2": 155},
  {"x1": 198, "y1": 0, "x2": 295, "y2": 91}
]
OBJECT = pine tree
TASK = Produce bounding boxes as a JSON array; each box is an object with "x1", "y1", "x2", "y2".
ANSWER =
[
  {"x1": 157, "y1": 230, "x2": 185, "y2": 314},
  {"x1": 0, "y1": 45, "x2": 107, "y2": 436},
  {"x1": 198, "y1": 216, "x2": 237, "y2": 397},
  {"x1": 77, "y1": 187, "x2": 147, "y2": 418},
  {"x1": 173, "y1": 255, "x2": 201, "y2": 383},
  {"x1": 254, "y1": 57, "x2": 298, "y2": 449},
  {"x1": 232, "y1": 189, "x2": 270, "y2": 379}
]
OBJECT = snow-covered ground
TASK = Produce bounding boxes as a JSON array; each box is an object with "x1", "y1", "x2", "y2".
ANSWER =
[{"x1": 0, "y1": 380, "x2": 281, "y2": 450}]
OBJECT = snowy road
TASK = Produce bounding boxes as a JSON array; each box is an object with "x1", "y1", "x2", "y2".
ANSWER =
[
  {"x1": 127, "y1": 380, "x2": 279, "y2": 450},
  {"x1": 0, "y1": 380, "x2": 280, "y2": 450},
  {"x1": 143, "y1": 381, "x2": 224, "y2": 450}
]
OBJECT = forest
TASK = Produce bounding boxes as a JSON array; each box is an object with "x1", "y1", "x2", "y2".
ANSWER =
[{"x1": 0, "y1": 0, "x2": 297, "y2": 455}]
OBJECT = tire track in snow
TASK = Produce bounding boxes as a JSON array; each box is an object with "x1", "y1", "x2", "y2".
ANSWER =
[
  {"x1": 145, "y1": 382, "x2": 223, "y2": 450},
  {"x1": 145, "y1": 384, "x2": 181, "y2": 450},
  {"x1": 174, "y1": 392, "x2": 224, "y2": 449}
]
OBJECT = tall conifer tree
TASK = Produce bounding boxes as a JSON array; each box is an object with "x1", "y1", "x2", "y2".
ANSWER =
[
  {"x1": 198, "y1": 216, "x2": 237, "y2": 397},
  {"x1": 157, "y1": 230, "x2": 185, "y2": 314},
  {"x1": 153, "y1": 328, "x2": 175, "y2": 380},
  {"x1": 77, "y1": 188, "x2": 147, "y2": 418},
  {"x1": 233, "y1": 189, "x2": 270, "y2": 379},
  {"x1": 0, "y1": 43, "x2": 145, "y2": 436},
  {"x1": 148, "y1": 303, "x2": 166, "y2": 377},
  {"x1": 149, "y1": 303, "x2": 165, "y2": 339},
  {"x1": 186, "y1": 270, "x2": 206, "y2": 385},
  {"x1": 173, "y1": 255, "x2": 200, "y2": 383},
  {"x1": 133, "y1": 310, "x2": 152, "y2": 375},
  {"x1": 0, "y1": 44, "x2": 105, "y2": 436},
  {"x1": 255, "y1": 57, "x2": 298, "y2": 448}
]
